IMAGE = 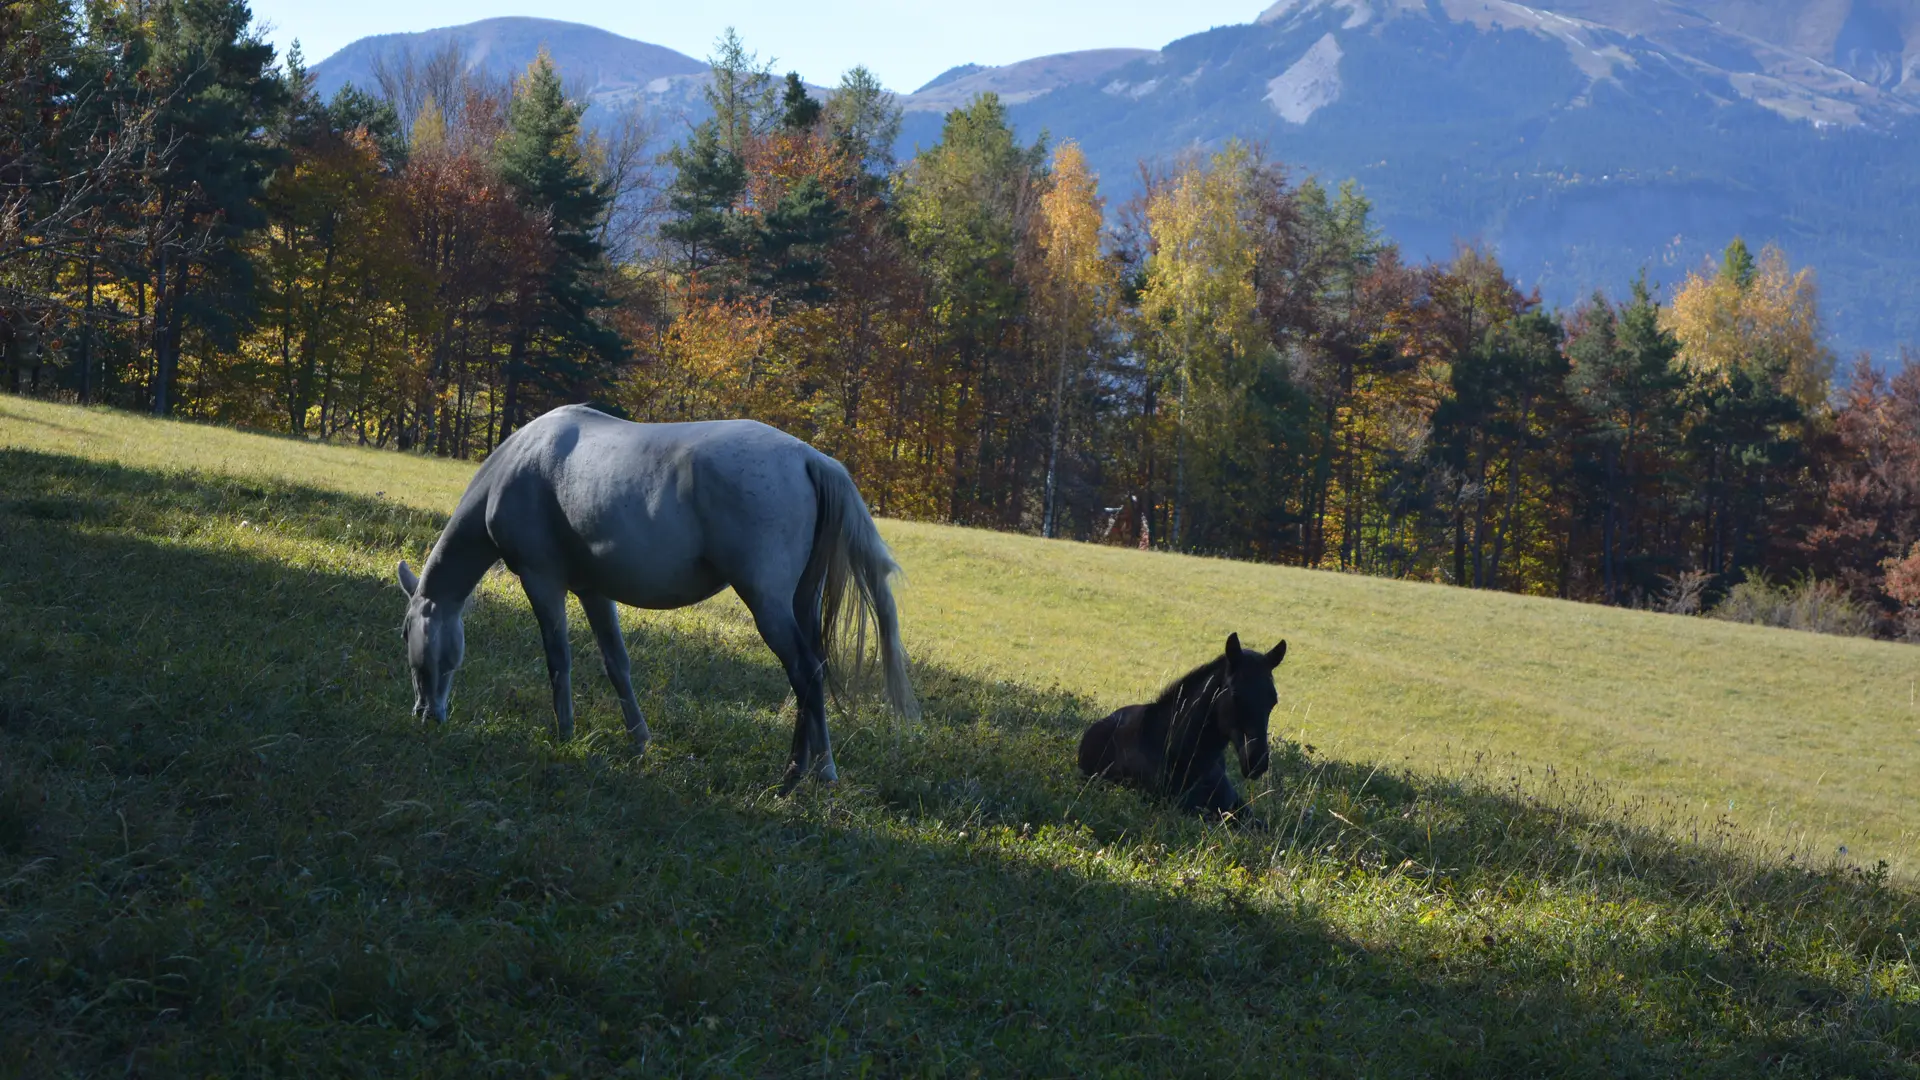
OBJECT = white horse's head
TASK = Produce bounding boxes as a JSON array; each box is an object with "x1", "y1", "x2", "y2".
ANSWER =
[{"x1": 397, "y1": 560, "x2": 465, "y2": 723}]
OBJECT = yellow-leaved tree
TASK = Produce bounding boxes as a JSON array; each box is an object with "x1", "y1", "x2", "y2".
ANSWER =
[
  {"x1": 1661, "y1": 238, "x2": 1834, "y2": 411},
  {"x1": 624, "y1": 290, "x2": 772, "y2": 423},
  {"x1": 1139, "y1": 141, "x2": 1264, "y2": 548},
  {"x1": 1032, "y1": 141, "x2": 1115, "y2": 538}
]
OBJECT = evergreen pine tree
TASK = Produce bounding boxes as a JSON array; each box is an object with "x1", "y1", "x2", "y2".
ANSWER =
[
  {"x1": 660, "y1": 122, "x2": 749, "y2": 283},
  {"x1": 704, "y1": 28, "x2": 777, "y2": 156},
  {"x1": 1566, "y1": 279, "x2": 1684, "y2": 602},
  {"x1": 1721, "y1": 237, "x2": 1757, "y2": 289},
  {"x1": 824, "y1": 66, "x2": 901, "y2": 181},
  {"x1": 325, "y1": 84, "x2": 406, "y2": 168},
  {"x1": 142, "y1": 0, "x2": 290, "y2": 415},
  {"x1": 780, "y1": 72, "x2": 821, "y2": 131},
  {"x1": 751, "y1": 177, "x2": 846, "y2": 307},
  {"x1": 495, "y1": 50, "x2": 624, "y2": 433}
]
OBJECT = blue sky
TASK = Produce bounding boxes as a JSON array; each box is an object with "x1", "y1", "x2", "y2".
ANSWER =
[{"x1": 253, "y1": 0, "x2": 1271, "y2": 93}]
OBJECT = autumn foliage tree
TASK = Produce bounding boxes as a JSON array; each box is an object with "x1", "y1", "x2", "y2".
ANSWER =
[
  {"x1": 1805, "y1": 350, "x2": 1920, "y2": 624},
  {"x1": 1032, "y1": 141, "x2": 1115, "y2": 538}
]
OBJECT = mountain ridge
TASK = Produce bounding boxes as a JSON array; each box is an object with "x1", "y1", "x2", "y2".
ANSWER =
[
  {"x1": 902, "y1": 49, "x2": 1158, "y2": 112},
  {"x1": 310, "y1": 17, "x2": 710, "y2": 127}
]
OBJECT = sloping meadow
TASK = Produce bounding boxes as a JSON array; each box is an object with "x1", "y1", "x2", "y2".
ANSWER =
[{"x1": 0, "y1": 399, "x2": 1916, "y2": 1075}]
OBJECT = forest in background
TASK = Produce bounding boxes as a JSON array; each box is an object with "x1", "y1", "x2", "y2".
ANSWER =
[{"x1": 7, "y1": 0, "x2": 1920, "y2": 636}]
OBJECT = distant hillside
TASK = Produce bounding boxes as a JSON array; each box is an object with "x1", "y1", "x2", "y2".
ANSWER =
[
  {"x1": 915, "y1": 63, "x2": 988, "y2": 94},
  {"x1": 1251, "y1": 0, "x2": 1920, "y2": 127},
  {"x1": 310, "y1": 17, "x2": 711, "y2": 128},
  {"x1": 1528, "y1": 0, "x2": 1920, "y2": 121},
  {"x1": 900, "y1": 49, "x2": 1156, "y2": 113}
]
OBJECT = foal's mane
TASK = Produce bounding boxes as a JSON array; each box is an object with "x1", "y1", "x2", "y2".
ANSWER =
[{"x1": 1151, "y1": 654, "x2": 1227, "y2": 714}]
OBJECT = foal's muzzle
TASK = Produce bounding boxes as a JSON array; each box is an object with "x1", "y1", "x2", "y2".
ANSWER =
[{"x1": 1237, "y1": 735, "x2": 1271, "y2": 780}]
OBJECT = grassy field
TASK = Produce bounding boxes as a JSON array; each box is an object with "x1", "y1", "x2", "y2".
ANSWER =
[{"x1": 1, "y1": 394, "x2": 1916, "y2": 1076}]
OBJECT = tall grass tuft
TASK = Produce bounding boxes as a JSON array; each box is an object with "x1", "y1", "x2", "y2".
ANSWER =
[{"x1": 1710, "y1": 572, "x2": 1877, "y2": 637}]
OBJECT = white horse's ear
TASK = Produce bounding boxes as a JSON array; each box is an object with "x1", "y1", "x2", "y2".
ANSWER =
[
  {"x1": 397, "y1": 560, "x2": 420, "y2": 597},
  {"x1": 1266, "y1": 639, "x2": 1287, "y2": 669}
]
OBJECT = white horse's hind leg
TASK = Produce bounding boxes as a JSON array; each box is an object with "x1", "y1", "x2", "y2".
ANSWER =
[
  {"x1": 793, "y1": 584, "x2": 836, "y2": 783},
  {"x1": 520, "y1": 575, "x2": 576, "y2": 740},
  {"x1": 741, "y1": 587, "x2": 830, "y2": 793},
  {"x1": 812, "y1": 717, "x2": 838, "y2": 783},
  {"x1": 580, "y1": 592, "x2": 649, "y2": 753}
]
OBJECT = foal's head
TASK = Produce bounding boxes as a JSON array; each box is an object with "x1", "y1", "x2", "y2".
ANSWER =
[
  {"x1": 1215, "y1": 633, "x2": 1286, "y2": 779},
  {"x1": 396, "y1": 560, "x2": 465, "y2": 723}
]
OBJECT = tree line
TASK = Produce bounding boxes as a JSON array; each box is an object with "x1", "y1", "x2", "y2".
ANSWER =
[{"x1": 6, "y1": 3, "x2": 1920, "y2": 635}]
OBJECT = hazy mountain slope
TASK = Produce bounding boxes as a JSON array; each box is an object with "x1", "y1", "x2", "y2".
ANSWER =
[
  {"x1": 915, "y1": 63, "x2": 989, "y2": 93},
  {"x1": 1254, "y1": 0, "x2": 1920, "y2": 126},
  {"x1": 310, "y1": 17, "x2": 712, "y2": 127},
  {"x1": 900, "y1": 1, "x2": 1920, "y2": 358},
  {"x1": 1543, "y1": 0, "x2": 1920, "y2": 106},
  {"x1": 901, "y1": 49, "x2": 1157, "y2": 112}
]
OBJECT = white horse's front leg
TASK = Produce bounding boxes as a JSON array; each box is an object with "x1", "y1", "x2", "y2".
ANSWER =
[
  {"x1": 579, "y1": 592, "x2": 649, "y2": 753},
  {"x1": 521, "y1": 575, "x2": 575, "y2": 740}
]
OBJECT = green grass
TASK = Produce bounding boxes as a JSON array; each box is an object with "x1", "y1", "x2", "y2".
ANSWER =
[{"x1": 1, "y1": 395, "x2": 1916, "y2": 1076}]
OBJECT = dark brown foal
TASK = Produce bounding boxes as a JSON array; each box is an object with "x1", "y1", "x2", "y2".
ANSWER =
[{"x1": 1077, "y1": 635, "x2": 1286, "y2": 817}]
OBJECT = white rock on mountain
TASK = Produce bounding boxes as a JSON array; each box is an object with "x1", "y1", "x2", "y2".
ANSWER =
[{"x1": 1265, "y1": 32, "x2": 1344, "y2": 123}]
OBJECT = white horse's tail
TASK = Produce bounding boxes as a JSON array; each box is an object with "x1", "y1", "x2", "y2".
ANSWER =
[{"x1": 806, "y1": 453, "x2": 920, "y2": 720}]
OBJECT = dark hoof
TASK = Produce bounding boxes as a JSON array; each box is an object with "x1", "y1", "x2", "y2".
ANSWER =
[{"x1": 778, "y1": 757, "x2": 839, "y2": 796}]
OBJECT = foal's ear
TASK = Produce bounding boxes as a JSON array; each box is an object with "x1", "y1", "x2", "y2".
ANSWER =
[
  {"x1": 1266, "y1": 639, "x2": 1288, "y2": 669},
  {"x1": 397, "y1": 560, "x2": 420, "y2": 597},
  {"x1": 1225, "y1": 632, "x2": 1243, "y2": 663}
]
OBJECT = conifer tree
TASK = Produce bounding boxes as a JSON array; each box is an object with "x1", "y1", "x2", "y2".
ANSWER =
[
  {"x1": 1721, "y1": 236, "x2": 1756, "y2": 289},
  {"x1": 705, "y1": 28, "x2": 778, "y2": 156},
  {"x1": 495, "y1": 50, "x2": 623, "y2": 433},
  {"x1": 142, "y1": 0, "x2": 289, "y2": 415},
  {"x1": 824, "y1": 66, "x2": 901, "y2": 181},
  {"x1": 1566, "y1": 280, "x2": 1683, "y2": 602},
  {"x1": 780, "y1": 72, "x2": 822, "y2": 131},
  {"x1": 751, "y1": 178, "x2": 845, "y2": 308},
  {"x1": 662, "y1": 131, "x2": 744, "y2": 273}
]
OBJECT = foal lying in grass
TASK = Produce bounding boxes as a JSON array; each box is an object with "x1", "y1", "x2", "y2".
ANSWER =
[{"x1": 1077, "y1": 634, "x2": 1286, "y2": 818}]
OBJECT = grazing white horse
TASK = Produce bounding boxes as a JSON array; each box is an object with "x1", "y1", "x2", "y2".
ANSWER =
[{"x1": 396, "y1": 404, "x2": 917, "y2": 791}]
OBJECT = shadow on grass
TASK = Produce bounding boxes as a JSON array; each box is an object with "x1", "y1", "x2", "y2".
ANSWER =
[
  {"x1": 0, "y1": 448, "x2": 1915, "y2": 1077},
  {"x1": 0, "y1": 398, "x2": 100, "y2": 437}
]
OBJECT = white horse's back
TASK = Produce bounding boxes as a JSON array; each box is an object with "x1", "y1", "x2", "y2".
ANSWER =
[{"x1": 480, "y1": 407, "x2": 819, "y2": 611}]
